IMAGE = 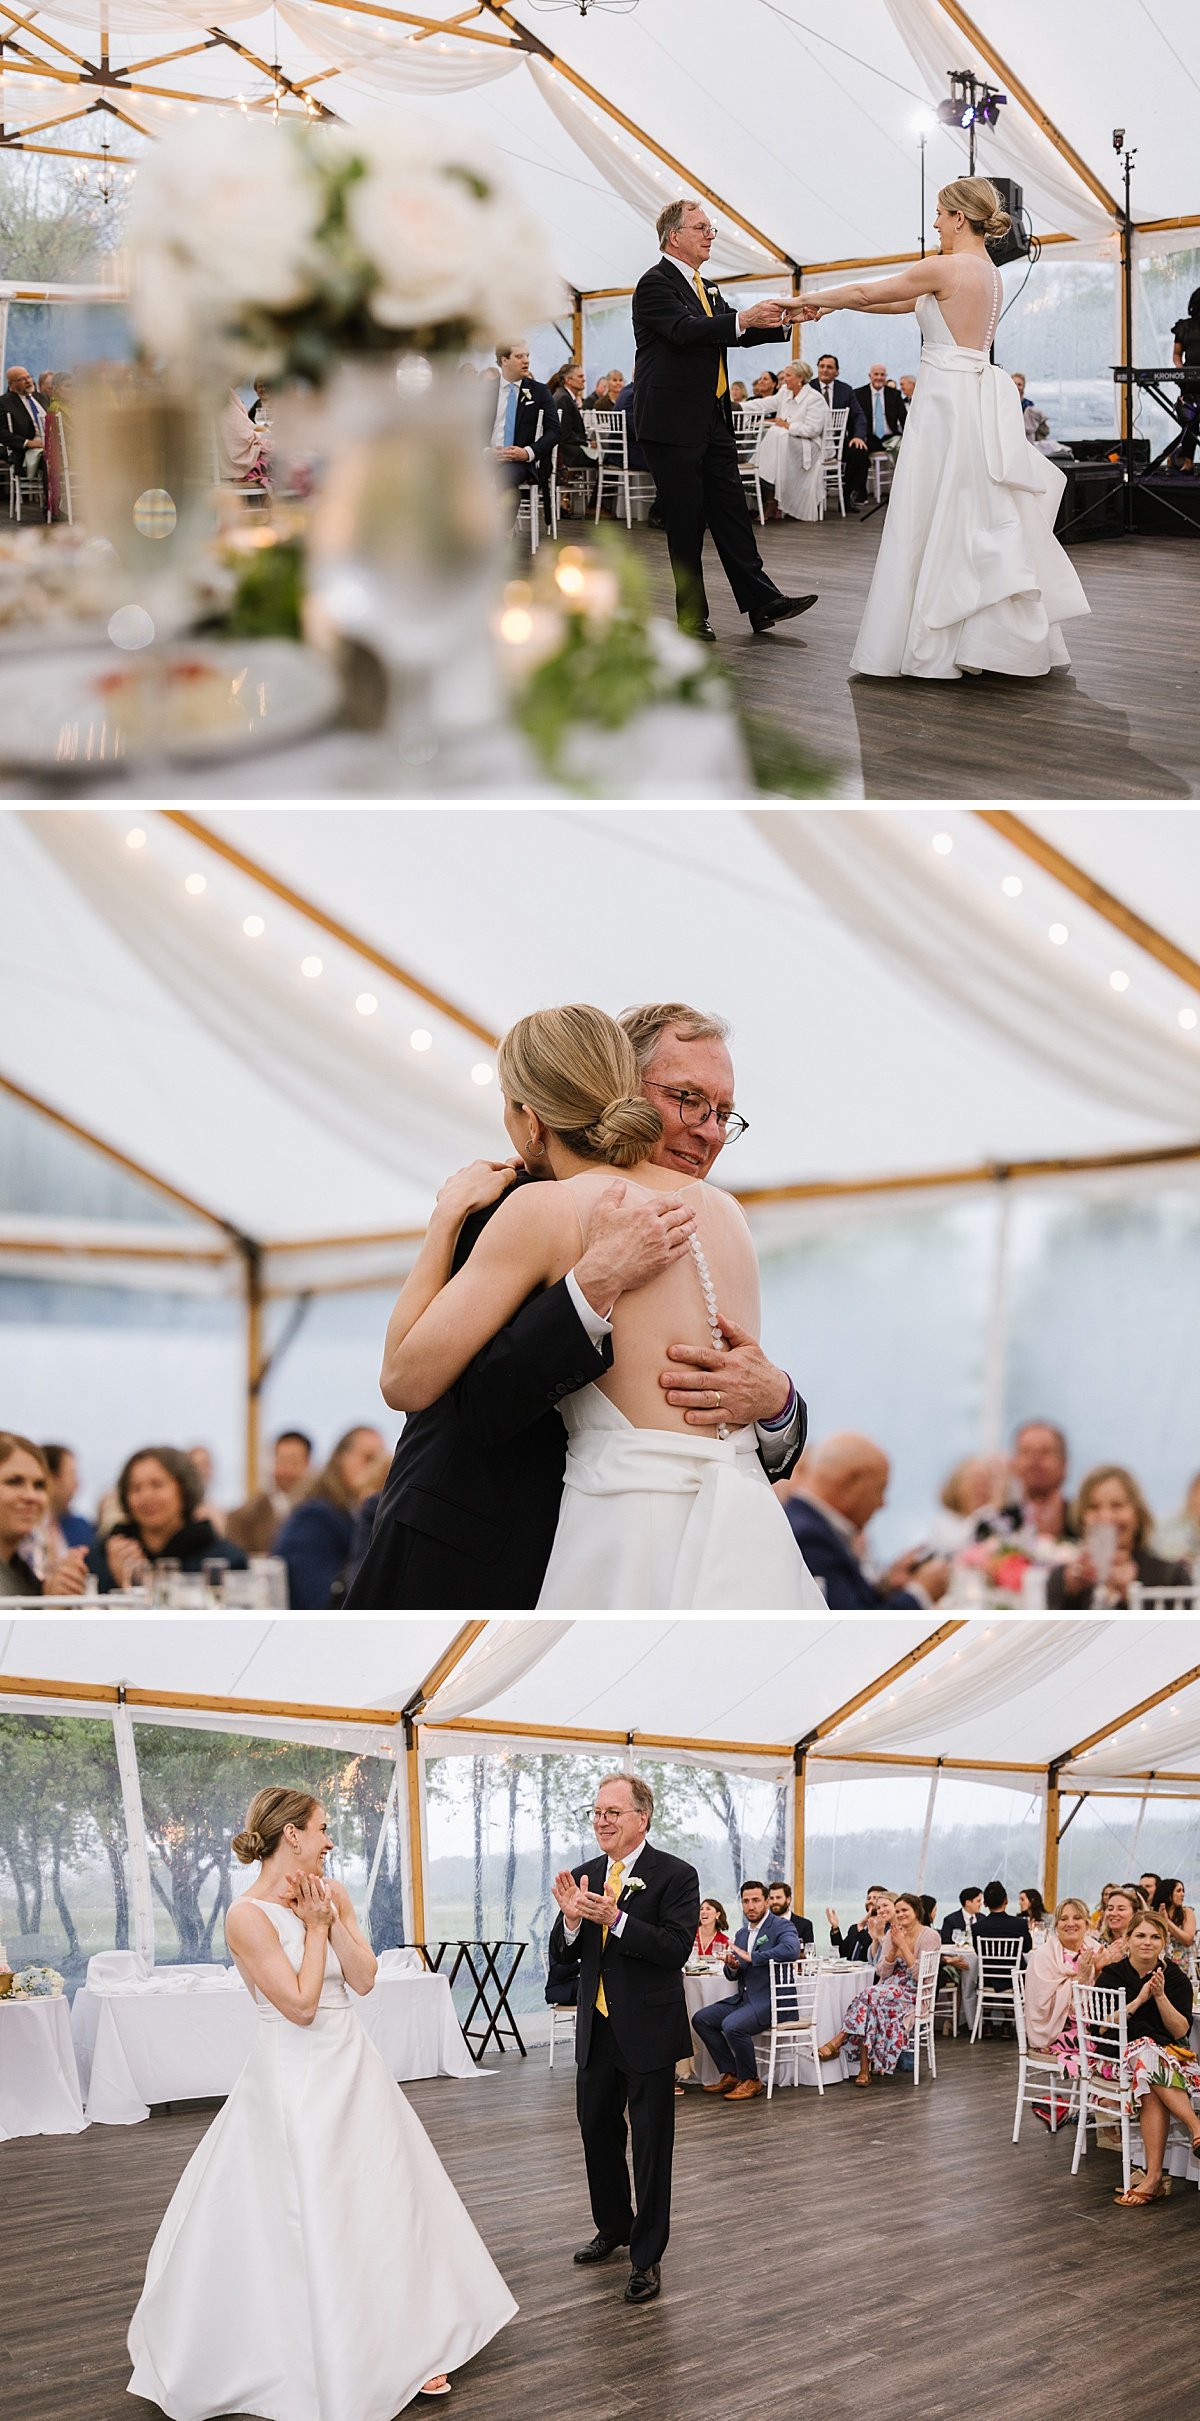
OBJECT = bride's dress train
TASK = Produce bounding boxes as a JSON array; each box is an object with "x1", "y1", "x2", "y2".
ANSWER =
[
  {"x1": 128, "y1": 1903, "x2": 516, "y2": 2421},
  {"x1": 851, "y1": 283, "x2": 1090, "y2": 680}
]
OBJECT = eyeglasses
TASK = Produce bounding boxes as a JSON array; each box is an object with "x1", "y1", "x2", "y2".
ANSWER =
[{"x1": 645, "y1": 1082, "x2": 748, "y2": 1144}]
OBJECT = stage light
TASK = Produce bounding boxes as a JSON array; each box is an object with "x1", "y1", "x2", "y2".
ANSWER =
[
  {"x1": 125, "y1": 828, "x2": 146, "y2": 850},
  {"x1": 1001, "y1": 875, "x2": 1023, "y2": 897},
  {"x1": 301, "y1": 955, "x2": 323, "y2": 979},
  {"x1": 931, "y1": 832, "x2": 953, "y2": 854},
  {"x1": 1109, "y1": 970, "x2": 1130, "y2": 993},
  {"x1": 1180, "y1": 1007, "x2": 1198, "y2": 1030},
  {"x1": 355, "y1": 993, "x2": 378, "y2": 1017},
  {"x1": 410, "y1": 1029, "x2": 433, "y2": 1052},
  {"x1": 243, "y1": 914, "x2": 265, "y2": 938},
  {"x1": 1048, "y1": 923, "x2": 1069, "y2": 945},
  {"x1": 471, "y1": 1062, "x2": 495, "y2": 1086},
  {"x1": 185, "y1": 873, "x2": 206, "y2": 896}
]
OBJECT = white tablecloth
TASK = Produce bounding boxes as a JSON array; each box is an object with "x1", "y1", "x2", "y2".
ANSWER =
[
  {"x1": 0, "y1": 1996, "x2": 88, "y2": 2143},
  {"x1": 683, "y1": 1966, "x2": 863, "y2": 2087},
  {"x1": 72, "y1": 1970, "x2": 478, "y2": 2125}
]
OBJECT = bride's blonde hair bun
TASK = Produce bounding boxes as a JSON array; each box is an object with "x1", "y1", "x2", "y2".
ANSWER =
[
  {"x1": 232, "y1": 1787, "x2": 318, "y2": 1866},
  {"x1": 939, "y1": 176, "x2": 1012, "y2": 244},
  {"x1": 497, "y1": 1005, "x2": 664, "y2": 1172}
]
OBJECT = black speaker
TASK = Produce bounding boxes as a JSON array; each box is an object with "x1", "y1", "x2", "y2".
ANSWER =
[
  {"x1": 1071, "y1": 435, "x2": 1150, "y2": 467},
  {"x1": 986, "y1": 177, "x2": 1031, "y2": 268},
  {"x1": 1055, "y1": 464, "x2": 1124, "y2": 541}
]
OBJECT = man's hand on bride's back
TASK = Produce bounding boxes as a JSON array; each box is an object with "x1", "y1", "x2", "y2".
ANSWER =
[
  {"x1": 575, "y1": 1179, "x2": 697, "y2": 1316},
  {"x1": 434, "y1": 1158, "x2": 523, "y2": 1228}
]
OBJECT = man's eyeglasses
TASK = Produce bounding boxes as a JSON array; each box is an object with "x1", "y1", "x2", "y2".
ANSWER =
[{"x1": 645, "y1": 1082, "x2": 748, "y2": 1144}]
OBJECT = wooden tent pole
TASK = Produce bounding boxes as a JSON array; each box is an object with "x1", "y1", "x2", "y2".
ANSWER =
[
  {"x1": 1043, "y1": 1768, "x2": 1061, "y2": 1907},
  {"x1": 973, "y1": 810, "x2": 1200, "y2": 996},
  {"x1": 160, "y1": 812, "x2": 499, "y2": 1046},
  {"x1": 930, "y1": 0, "x2": 1119, "y2": 218},
  {"x1": 735, "y1": 1137, "x2": 1200, "y2": 1211},
  {"x1": 243, "y1": 1241, "x2": 264, "y2": 1493},
  {"x1": 797, "y1": 1620, "x2": 966, "y2": 1748},
  {"x1": 0, "y1": 1067, "x2": 242, "y2": 1238},
  {"x1": 1057, "y1": 1663, "x2": 1200, "y2": 1767},
  {"x1": 792, "y1": 1748, "x2": 806, "y2": 1910}
]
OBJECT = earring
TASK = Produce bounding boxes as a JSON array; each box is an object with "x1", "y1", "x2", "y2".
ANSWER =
[{"x1": 527, "y1": 1133, "x2": 543, "y2": 1159}]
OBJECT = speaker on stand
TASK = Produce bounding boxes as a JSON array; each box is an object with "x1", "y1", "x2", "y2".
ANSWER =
[{"x1": 985, "y1": 178, "x2": 1034, "y2": 269}]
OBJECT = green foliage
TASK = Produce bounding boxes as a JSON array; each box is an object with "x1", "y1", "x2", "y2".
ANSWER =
[
  {"x1": 740, "y1": 708, "x2": 836, "y2": 798},
  {"x1": 0, "y1": 150, "x2": 126, "y2": 283},
  {"x1": 216, "y1": 538, "x2": 305, "y2": 641}
]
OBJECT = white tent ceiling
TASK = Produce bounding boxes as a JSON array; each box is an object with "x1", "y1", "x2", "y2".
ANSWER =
[
  {"x1": 4, "y1": 1613, "x2": 1199, "y2": 1791},
  {"x1": 2, "y1": 806, "x2": 1198, "y2": 1269},
  {"x1": 2, "y1": 2, "x2": 1196, "y2": 291}
]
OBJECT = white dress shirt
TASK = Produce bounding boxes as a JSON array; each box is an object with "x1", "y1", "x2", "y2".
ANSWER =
[
  {"x1": 490, "y1": 377, "x2": 535, "y2": 464},
  {"x1": 564, "y1": 1268, "x2": 801, "y2": 1473},
  {"x1": 562, "y1": 1834, "x2": 647, "y2": 1945},
  {"x1": 661, "y1": 249, "x2": 755, "y2": 338}
]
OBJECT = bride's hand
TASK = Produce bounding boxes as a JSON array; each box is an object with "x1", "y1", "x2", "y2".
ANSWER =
[
  {"x1": 292, "y1": 1874, "x2": 335, "y2": 1932},
  {"x1": 434, "y1": 1158, "x2": 522, "y2": 1226}
]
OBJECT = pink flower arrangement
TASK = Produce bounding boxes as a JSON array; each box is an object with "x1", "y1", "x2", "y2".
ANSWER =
[{"x1": 957, "y1": 1540, "x2": 1034, "y2": 1597}]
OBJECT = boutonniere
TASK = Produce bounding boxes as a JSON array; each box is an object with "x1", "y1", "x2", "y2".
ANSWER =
[
  {"x1": 519, "y1": 385, "x2": 533, "y2": 407},
  {"x1": 621, "y1": 1876, "x2": 646, "y2": 1899}
]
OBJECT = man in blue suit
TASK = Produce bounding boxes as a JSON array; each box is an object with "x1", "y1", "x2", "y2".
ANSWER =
[
  {"x1": 691, "y1": 1881, "x2": 801, "y2": 2102},
  {"x1": 785, "y1": 1432, "x2": 950, "y2": 1609}
]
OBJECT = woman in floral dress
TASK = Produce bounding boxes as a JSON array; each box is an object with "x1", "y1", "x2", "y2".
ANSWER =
[
  {"x1": 817, "y1": 1892, "x2": 940, "y2": 2086},
  {"x1": 1104, "y1": 1909, "x2": 1200, "y2": 2207}
]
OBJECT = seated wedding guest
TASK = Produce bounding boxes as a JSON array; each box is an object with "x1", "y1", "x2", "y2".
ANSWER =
[
  {"x1": 975, "y1": 1880, "x2": 1031, "y2": 1953},
  {"x1": 1011, "y1": 372, "x2": 1051, "y2": 444},
  {"x1": 694, "y1": 1896, "x2": 731, "y2": 1960},
  {"x1": 487, "y1": 340, "x2": 560, "y2": 506},
  {"x1": 785, "y1": 1432, "x2": 950, "y2": 1607},
  {"x1": 690, "y1": 1880, "x2": 801, "y2": 2101},
  {"x1": 751, "y1": 371, "x2": 779, "y2": 401},
  {"x1": 767, "y1": 1880, "x2": 814, "y2": 1946},
  {"x1": 553, "y1": 365, "x2": 593, "y2": 472},
  {"x1": 247, "y1": 378, "x2": 272, "y2": 424},
  {"x1": 613, "y1": 378, "x2": 650, "y2": 472},
  {"x1": 730, "y1": 381, "x2": 749, "y2": 406},
  {"x1": 847, "y1": 362, "x2": 906, "y2": 501},
  {"x1": 1090, "y1": 1881, "x2": 1118, "y2": 1925},
  {"x1": 544, "y1": 1948, "x2": 579, "y2": 2006},
  {"x1": 898, "y1": 374, "x2": 916, "y2": 404},
  {"x1": 757, "y1": 362, "x2": 829, "y2": 522},
  {"x1": 225, "y1": 1428, "x2": 313, "y2": 1558},
  {"x1": 1139, "y1": 1871, "x2": 1162, "y2": 1908},
  {"x1": 1093, "y1": 1885, "x2": 1143, "y2": 1968},
  {"x1": 186, "y1": 1443, "x2": 227, "y2": 1534},
  {"x1": 920, "y1": 1896, "x2": 937, "y2": 1929},
  {"x1": 1152, "y1": 1878, "x2": 1196, "y2": 1961},
  {"x1": 1154, "y1": 1470, "x2": 1200, "y2": 1565},
  {"x1": 276, "y1": 1424, "x2": 386, "y2": 1609},
  {"x1": 1019, "y1": 1887, "x2": 1049, "y2": 1940},
  {"x1": 827, "y1": 1887, "x2": 888, "y2": 1961},
  {"x1": 0, "y1": 365, "x2": 46, "y2": 476},
  {"x1": 1023, "y1": 1896, "x2": 1097, "y2": 2119},
  {"x1": 219, "y1": 387, "x2": 271, "y2": 487},
  {"x1": 818, "y1": 1892, "x2": 939, "y2": 2087},
  {"x1": 976, "y1": 1418, "x2": 1077, "y2": 1548},
  {"x1": 930, "y1": 1453, "x2": 1012, "y2": 1553},
  {"x1": 90, "y1": 1446, "x2": 248, "y2": 1594},
  {"x1": 583, "y1": 370, "x2": 617, "y2": 409},
  {"x1": 40, "y1": 1442, "x2": 94, "y2": 1551},
  {"x1": 1048, "y1": 1465, "x2": 1191, "y2": 1607},
  {"x1": 1105, "y1": 1908, "x2": 1200, "y2": 2206},
  {"x1": 0, "y1": 1434, "x2": 88, "y2": 1597},
  {"x1": 940, "y1": 1885, "x2": 984, "y2": 1944}
]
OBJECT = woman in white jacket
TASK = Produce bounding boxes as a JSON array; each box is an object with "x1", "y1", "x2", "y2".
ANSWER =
[{"x1": 757, "y1": 361, "x2": 830, "y2": 521}]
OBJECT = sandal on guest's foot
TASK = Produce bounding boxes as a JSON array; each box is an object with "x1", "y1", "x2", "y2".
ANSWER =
[
  {"x1": 1189, "y1": 2134, "x2": 1200, "y2": 2159},
  {"x1": 1114, "y1": 2178, "x2": 1170, "y2": 2205},
  {"x1": 851, "y1": 2070, "x2": 870, "y2": 2088},
  {"x1": 816, "y1": 2038, "x2": 844, "y2": 2063}
]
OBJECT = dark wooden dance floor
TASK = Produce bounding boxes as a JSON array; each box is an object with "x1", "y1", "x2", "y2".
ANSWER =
[
  {"x1": 625, "y1": 518, "x2": 1199, "y2": 800},
  {"x1": 7, "y1": 2035, "x2": 1198, "y2": 2421}
]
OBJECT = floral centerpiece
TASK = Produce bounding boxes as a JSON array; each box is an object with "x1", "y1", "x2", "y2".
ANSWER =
[
  {"x1": 954, "y1": 1539, "x2": 1036, "y2": 1607},
  {"x1": 10, "y1": 1964, "x2": 66, "y2": 1998},
  {"x1": 127, "y1": 112, "x2": 562, "y2": 381}
]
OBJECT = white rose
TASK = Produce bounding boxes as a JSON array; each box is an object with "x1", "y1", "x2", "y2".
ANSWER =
[
  {"x1": 348, "y1": 165, "x2": 483, "y2": 329},
  {"x1": 129, "y1": 116, "x2": 321, "y2": 353}
]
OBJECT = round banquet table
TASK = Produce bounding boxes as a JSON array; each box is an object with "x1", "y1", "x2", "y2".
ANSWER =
[
  {"x1": 683, "y1": 1965, "x2": 864, "y2": 2087},
  {"x1": 72, "y1": 1969, "x2": 480, "y2": 2125},
  {"x1": 0, "y1": 1996, "x2": 88, "y2": 2143}
]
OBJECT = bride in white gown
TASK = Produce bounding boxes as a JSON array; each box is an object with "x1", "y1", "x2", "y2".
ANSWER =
[
  {"x1": 128, "y1": 1788, "x2": 516, "y2": 2420},
  {"x1": 381, "y1": 1005, "x2": 824, "y2": 1612},
  {"x1": 788, "y1": 175, "x2": 1090, "y2": 679}
]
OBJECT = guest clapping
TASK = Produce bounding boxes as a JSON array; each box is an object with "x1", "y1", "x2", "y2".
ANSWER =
[
  {"x1": 1048, "y1": 1465, "x2": 1191, "y2": 1606},
  {"x1": 1092, "y1": 1885, "x2": 1144, "y2": 1971},
  {"x1": 827, "y1": 1887, "x2": 888, "y2": 1961},
  {"x1": 818, "y1": 1892, "x2": 940, "y2": 2087},
  {"x1": 91, "y1": 1446, "x2": 249, "y2": 1595},
  {"x1": 690, "y1": 1880, "x2": 801, "y2": 2101},
  {"x1": 0, "y1": 1433, "x2": 88, "y2": 1597},
  {"x1": 1107, "y1": 1909, "x2": 1200, "y2": 2206}
]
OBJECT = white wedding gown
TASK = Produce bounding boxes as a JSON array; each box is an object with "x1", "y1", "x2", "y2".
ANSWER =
[
  {"x1": 128, "y1": 1904, "x2": 516, "y2": 2421},
  {"x1": 851, "y1": 276, "x2": 1090, "y2": 679},
  {"x1": 535, "y1": 1174, "x2": 826, "y2": 1611}
]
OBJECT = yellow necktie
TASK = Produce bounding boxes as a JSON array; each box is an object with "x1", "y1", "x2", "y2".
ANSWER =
[
  {"x1": 693, "y1": 272, "x2": 728, "y2": 400},
  {"x1": 595, "y1": 1859, "x2": 625, "y2": 2018}
]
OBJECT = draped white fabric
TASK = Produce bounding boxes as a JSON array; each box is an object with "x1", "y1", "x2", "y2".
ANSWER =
[
  {"x1": 879, "y1": 0, "x2": 1114, "y2": 239},
  {"x1": 275, "y1": 4, "x2": 524, "y2": 93},
  {"x1": 819, "y1": 1619, "x2": 1110, "y2": 1756},
  {"x1": 421, "y1": 1619, "x2": 573, "y2": 1726},
  {"x1": 29, "y1": 0, "x2": 268, "y2": 29},
  {"x1": 20, "y1": 811, "x2": 498, "y2": 1205},
  {"x1": 750, "y1": 811, "x2": 1200, "y2": 1138},
  {"x1": 527, "y1": 58, "x2": 777, "y2": 281}
]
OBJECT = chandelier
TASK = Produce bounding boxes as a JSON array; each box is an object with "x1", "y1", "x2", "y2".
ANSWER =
[{"x1": 527, "y1": 2, "x2": 640, "y2": 16}]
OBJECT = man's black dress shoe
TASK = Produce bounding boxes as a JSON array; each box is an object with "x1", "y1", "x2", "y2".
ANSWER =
[
  {"x1": 574, "y1": 2231, "x2": 629, "y2": 2264},
  {"x1": 749, "y1": 594, "x2": 818, "y2": 633},
  {"x1": 624, "y1": 2265, "x2": 662, "y2": 2305},
  {"x1": 679, "y1": 618, "x2": 717, "y2": 642}
]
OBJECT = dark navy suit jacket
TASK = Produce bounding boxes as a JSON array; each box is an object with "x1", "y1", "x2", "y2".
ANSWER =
[
  {"x1": 785, "y1": 1497, "x2": 921, "y2": 1609},
  {"x1": 720, "y1": 1910, "x2": 802, "y2": 2024}
]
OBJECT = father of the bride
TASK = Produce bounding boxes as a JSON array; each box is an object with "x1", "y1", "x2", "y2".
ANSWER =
[
  {"x1": 632, "y1": 200, "x2": 817, "y2": 642},
  {"x1": 345, "y1": 1001, "x2": 805, "y2": 1610},
  {"x1": 550, "y1": 1772, "x2": 699, "y2": 2307}
]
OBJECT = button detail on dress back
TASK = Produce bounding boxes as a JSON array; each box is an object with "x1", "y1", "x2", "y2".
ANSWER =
[{"x1": 688, "y1": 1230, "x2": 729, "y2": 1438}]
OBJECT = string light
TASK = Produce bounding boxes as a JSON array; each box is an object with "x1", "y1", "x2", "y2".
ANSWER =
[
  {"x1": 1180, "y1": 1008, "x2": 1198, "y2": 1031},
  {"x1": 184, "y1": 872, "x2": 207, "y2": 896},
  {"x1": 355, "y1": 993, "x2": 378, "y2": 1016},
  {"x1": 125, "y1": 828, "x2": 146, "y2": 851},
  {"x1": 410, "y1": 1030, "x2": 433, "y2": 1052},
  {"x1": 931, "y1": 833, "x2": 953, "y2": 855},
  {"x1": 1048, "y1": 923, "x2": 1069, "y2": 945},
  {"x1": 1109, "y1": 970, "x2": 1130, "y2": 993},
  {"x1": 243, "y1": 914, "x2": 265, "y2": 938},
  {"x1": 300, "y1": 954, "x2": 324, "y2": 979},
  {"x1": 471, "y1": 1063, "x2": 495, "y2": 1086},
  {"x1": 1001, "y1": 875, "x2": 1023, "y2": 898}
]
